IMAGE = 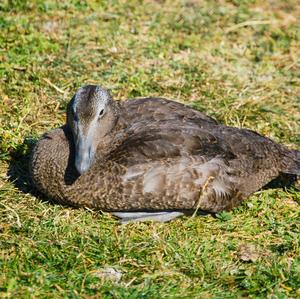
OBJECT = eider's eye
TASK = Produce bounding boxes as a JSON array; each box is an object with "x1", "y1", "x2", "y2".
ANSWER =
[{"x1": 99, "y1": 109, "x2": 104, "y2": 118}]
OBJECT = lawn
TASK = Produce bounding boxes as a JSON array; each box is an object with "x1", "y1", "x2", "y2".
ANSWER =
[{"x1": 0, "y1": 0, "x2": 300, "y2": 298}]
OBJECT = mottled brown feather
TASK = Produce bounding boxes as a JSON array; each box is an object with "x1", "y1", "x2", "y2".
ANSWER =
[{"x1": 30, "y1": 94, "x2": 300, "y2": 213}]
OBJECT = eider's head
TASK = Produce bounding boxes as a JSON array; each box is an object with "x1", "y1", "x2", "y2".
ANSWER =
[{"x1": 67, "y1": 85, "x2": 118, "y2": 175}]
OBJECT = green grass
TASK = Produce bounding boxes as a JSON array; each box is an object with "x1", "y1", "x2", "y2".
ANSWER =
[{"x1": 1, "y1": 0, "x2": 300, "y2": 298}]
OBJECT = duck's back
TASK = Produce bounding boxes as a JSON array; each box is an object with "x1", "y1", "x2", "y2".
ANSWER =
[{"x1": 120, "y1": 97, "x2": 218, "y2": 125}]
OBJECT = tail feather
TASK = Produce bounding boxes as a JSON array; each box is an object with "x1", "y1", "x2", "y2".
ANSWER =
[{"x1": 282, "y1": 149, "x2": 300, "y2": 175}]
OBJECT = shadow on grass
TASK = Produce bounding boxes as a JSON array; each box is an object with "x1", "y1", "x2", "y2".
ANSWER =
[
  {"x1": 7, "y1": 137, "x2": 36, "y2": 193},
  {"x1": 263, "y1": 173, "x2": 298, "y2": 190},
  {"x1": 6, "y1": 137, "x2": 53, "y2": 205}
]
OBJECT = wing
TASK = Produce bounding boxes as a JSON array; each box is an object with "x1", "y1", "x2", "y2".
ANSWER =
[
  {"x1": 121, "y1": 97, "x2": 218, "y2": 125},
  {"x1": 108, "y1": 119, "x2": 235, "y2": 166}
]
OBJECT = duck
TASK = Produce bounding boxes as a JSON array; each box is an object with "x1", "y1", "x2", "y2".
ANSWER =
[{"x1": 30, "y1": 85, "x2": 300, "y2": 223}]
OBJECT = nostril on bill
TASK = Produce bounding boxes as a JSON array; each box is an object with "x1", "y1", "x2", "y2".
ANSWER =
[{"x1": 88, "y1": 147, "x2": 92, "y2": 159}]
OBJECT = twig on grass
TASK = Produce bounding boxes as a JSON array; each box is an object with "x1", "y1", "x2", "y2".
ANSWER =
[
  {"x1": 0, "y1": 202, "x2": 22, "y2": 228},
  {"x1": 225, "y1": 20, "x2": 276, "y2": 33},
  {"x1": 191, "y1": 176, "x2": 215, "y2": 218},
  {"x1": 42, "y1": 78, "x2": 65, "y2": 94}
]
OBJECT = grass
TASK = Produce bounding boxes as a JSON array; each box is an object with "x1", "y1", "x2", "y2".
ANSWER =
[{"x1": 0, "y1": 0, "x2": 300, "y2": 297}]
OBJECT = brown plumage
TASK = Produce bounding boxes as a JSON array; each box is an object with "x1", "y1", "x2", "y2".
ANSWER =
[{"x1": 30, "y1": 85, "x2": 300, "y2": 221}]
